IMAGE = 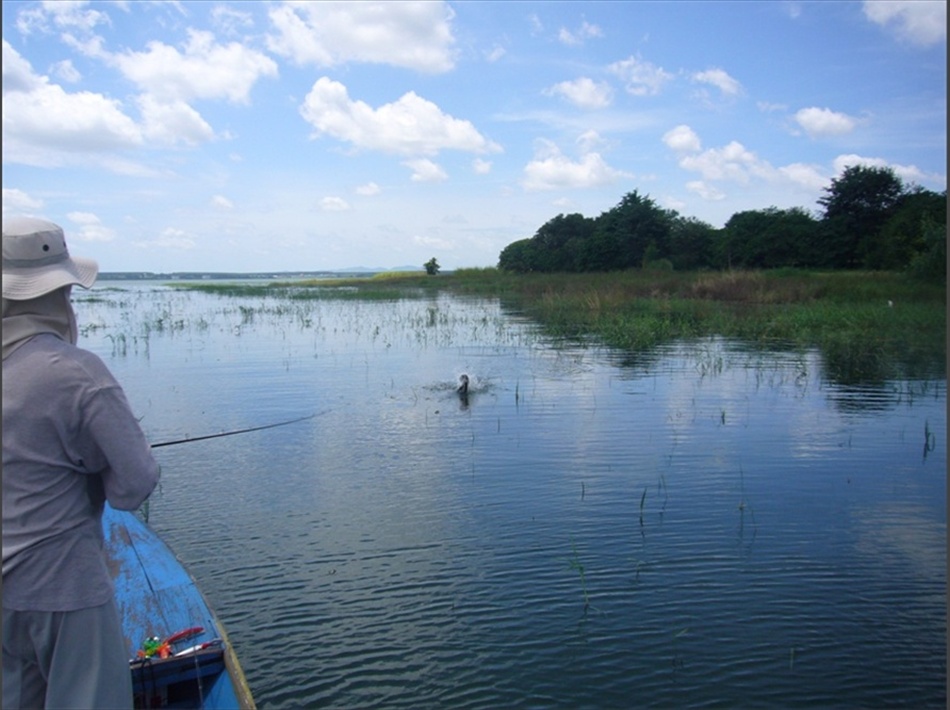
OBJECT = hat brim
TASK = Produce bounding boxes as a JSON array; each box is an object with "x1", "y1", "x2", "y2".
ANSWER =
[{"x1": 2, "y1": 255, "x2": 99, "y2": 300}]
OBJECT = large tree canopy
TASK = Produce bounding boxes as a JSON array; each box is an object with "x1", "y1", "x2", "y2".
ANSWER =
[
  {"x1": 817, "y1": 165, "x2": 904, "y2": 268},
  {"x1": 497, "y1": 170, "x2": 944, "y2": 279}
]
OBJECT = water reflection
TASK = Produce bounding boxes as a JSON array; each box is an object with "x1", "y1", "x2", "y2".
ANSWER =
[{"x1": 74, "y1": 284, "x2": 946, "y2": 709}]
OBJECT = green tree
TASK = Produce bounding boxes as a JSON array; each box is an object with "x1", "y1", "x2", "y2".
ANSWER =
[
  {"x1": 585, "y1": 191, "x2": 672, "y2": 271},
  {"x1": 667, "y1": 216, "x2": 718, "y2": 270},
  {"x1": 498, "y1": 238, "x2": 538, "y2": 273},
  {"x1": 818, "y1": 165, "x2": 904, "y2": 268},
  {"x1": 532, "y1": 213, "x2": 596, "y2": 272},
  {"x1": 424, "y1": 257, "x2": 440, "y2": 275},
  {"x1": 723, "y1": 207, "x2": 818, "y2": 269},
  {"x1": 867, "y1": 188, "x2": 946, "y2": 270}
]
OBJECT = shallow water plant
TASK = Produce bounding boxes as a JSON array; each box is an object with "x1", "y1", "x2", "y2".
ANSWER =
[{"x1": 567, "y1": 538, "x2": 591, "y2": 612}]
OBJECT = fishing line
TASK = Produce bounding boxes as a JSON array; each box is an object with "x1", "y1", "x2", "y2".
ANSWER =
[{"x1": 150, "y1": 412, "x2": 323, "y2": 449}]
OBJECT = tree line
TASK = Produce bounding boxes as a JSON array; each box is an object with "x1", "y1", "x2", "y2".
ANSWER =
[{"x1": 498, "y1": 166, "x2": 946, "y2": 281}]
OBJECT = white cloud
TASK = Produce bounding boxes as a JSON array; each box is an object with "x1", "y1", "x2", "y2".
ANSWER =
[
  {"x1": 485, "y1": 45, "x2": 506, "y2": 62},
  {"x1": 576, "y1": 130, "x2": 606, "y2": 154},
  {"x1": 2, "y1": 188, "x2": 43, "y2": 214},
  {"x1": 663, "y1": 124, "x2": 702, "y2": 153},
  {"x1": 677, "y1": 140, "x2": 776, "y2": 185},
  {"x1": 522, "y1": 138, "x2": 631, "y2": 191},
  {"x1": 15, "y1": 2, "x2": 111, "y2": 36},
  {"x1": 3, "y1": 39, "x2": 48, "y2": 93},
  {"x1": 51, "y1": 59, "x2": 81, "y2": 84},
  {"x1": 211, "y1": 5, "x2": 255, "y2": 38},
  {"x1": 320, "y1": 196, "x2": 351, "y2": 211},
  {"x1": 2, "y1": 42, "x2": 143, "y2": 167},
  {"x1": 686, "y1": 180, "x2": 725, "y2": 201},
  {"x1": 863, "y1": 0, "x2": 946, "y2": 47},
  {"x1": 356, "y1": 182, "x2": 381, "y2": 196},
  {"x1": 404, "y1": 158, "x2": 448, "y2": 182},
  {"x1": 66, "y1": 212, "x2": 116, "y2": 242},
  {"x1": 558, "y1": 20, "x2": 603, "y2": 46},
  {"x1": 832, "y1": 153, "x2": 944, "y2": 186},
  {"x1": 267, "y1": 0, "x2": 457, "y2": 73},
  {"x1": 692, "y1": 68, "x2": 742, "y2": 96},
  {"x1": 472, "y1": 158, "x2": 492, "y2": 174},
  {"x1": 112, "y1": 30, "x2": 278, "y2": 104},
  {"x1": 137, "y1": 95, "x2": 215, "y2": 146},
  {"x1": 757, "y1": 100, "x2": 788, "y2": 113},
  {"x1": 794, "y1": 107, "x2": 857, "y2": 138},
  {"x1": 300, "y1": 77, "x2": 501, "y2": 156},
  {"x1": 528, "y1": 14, "x2": 544, "y2": 36},
  {"x1": 544, "y1": 77, "x2": 613, "y2": 109},
  {"x1": 607, "y1": 55, "x2": 674, "y2": 96},
  {"x1": 779, "y1": 163, "x2": 829, "y2": 191},
  {"x1": 211, "y1": 195, "x2": 234, "y2": 209}
]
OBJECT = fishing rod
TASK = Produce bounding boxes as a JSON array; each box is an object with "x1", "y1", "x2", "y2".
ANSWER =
[{"x1": 150, "y1": 412, "x2": 320, "y2": 449}]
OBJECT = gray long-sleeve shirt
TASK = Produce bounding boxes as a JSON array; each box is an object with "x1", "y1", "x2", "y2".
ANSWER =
[{"x1": 2, "y1": 334, "x2": 160, "y2": 611}]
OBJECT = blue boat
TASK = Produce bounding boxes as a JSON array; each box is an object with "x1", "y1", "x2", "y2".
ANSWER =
[{"x1": 103, "y1": 504, "x2": 256, "y2": 709}]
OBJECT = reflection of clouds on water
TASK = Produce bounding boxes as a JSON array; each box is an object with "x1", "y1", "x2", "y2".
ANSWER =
[
  {"x1": 851, "y1": 501, "x2": 947, "y2": 586},
  {"x1": 71, "y1": 283, "x2": 947, "y2": 708}
]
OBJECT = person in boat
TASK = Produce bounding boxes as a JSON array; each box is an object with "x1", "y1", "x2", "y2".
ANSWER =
[{"x1": 2, "y1": 217, "x2": 161, "y2": 709}]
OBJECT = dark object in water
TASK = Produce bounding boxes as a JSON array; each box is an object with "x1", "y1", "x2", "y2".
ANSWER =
[{"x1": 457, "y1": 374, "x2": 469, "y2": 395}]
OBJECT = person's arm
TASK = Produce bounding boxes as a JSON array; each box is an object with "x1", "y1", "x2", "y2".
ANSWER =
[{"x1": 82, "y1": 381, "x2": 161, "y2": 511}]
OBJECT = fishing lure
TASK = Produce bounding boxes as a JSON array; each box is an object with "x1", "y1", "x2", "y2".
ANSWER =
[{"x1": 136, "y1": 626, "x2": 205, "y2": 659}]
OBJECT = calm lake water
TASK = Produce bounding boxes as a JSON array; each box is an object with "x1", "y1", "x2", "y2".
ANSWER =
[{"x1": 77, "y1": 283, "x2": 946, "y2": 709}]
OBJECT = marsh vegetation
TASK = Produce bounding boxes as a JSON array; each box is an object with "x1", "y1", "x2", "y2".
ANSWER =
[{"x1": 179, "y1": 267, "x2": 946, "y2": 383}]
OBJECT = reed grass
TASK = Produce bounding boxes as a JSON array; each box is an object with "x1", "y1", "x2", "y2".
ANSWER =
[
  {"x1": 567, "y1": 538, "x2": 591, "y2": 612},
  {"x1": 176, "y1": 268, "x2": 945, "y2": 382}
]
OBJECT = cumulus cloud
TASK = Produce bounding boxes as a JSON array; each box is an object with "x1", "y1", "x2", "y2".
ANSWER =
[
  {"x1": 662, "y1": 124, "x2": 702, "y2": 153},
  {"x1": 779, "y1": 163, "x2": 829, "y2": 191},
  {"x1": 211, "y1": 195, "x2": 234, "y2": 209},
  {"x1": 833, "y1": 153, "x2": 944, "y2": 186},
  {"x1": 66, "y1": 212, "x2": 116, "y2": 242},
  {"x1": 692, "y1": 68, "x2": 742, "y2": 96},
  {"x1": 112, "y1": 30, "x2": 278, "y2": 104},
  {"x1": 137, "y1": 95, "x2": 215, "y2": 146},
  {"x1": 558, "y1": 20, "x2": 603, "y2": 46},
  {"x1": 404, "y1": 158, "x2": 448, "y2": 182},
  {"x1": 267, "y1": 0, "x2": 457, "y2": 73},
  {"x1": 794, "y1": 107, "x2": 857, "y2": 138},
  {"x1": 678, "y1": 141, "x2": 776, "y2": 184},
  {"x1": 2, "y1": 41, "x2": 143, "y2": 166},
  {"x1": 522, "y1": 138, "x2": 631, "y2": 191},
  {"x1": 543, "y1": 77, "x2": 613, "y2": 109},
  {"x1": 863, "y1": 0, "x2": 946, "y2": 47},
  {"x1": 2, "y1": 188, "x2": 43, "y2": 214},
  {"x1": 300, "y1": 77, "x2": 501, "y2": 157},
  {"x1": 607, "y1": 55, "x2": 674, "y2": 96}
]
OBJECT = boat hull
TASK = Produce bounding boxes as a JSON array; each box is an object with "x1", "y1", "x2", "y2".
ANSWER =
[{"x1": 103, "y1": 505, "x2": 255, "y2": 709}]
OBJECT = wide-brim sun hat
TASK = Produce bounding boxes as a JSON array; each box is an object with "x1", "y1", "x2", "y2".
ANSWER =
[{"x1": 2, "y1": 216, "x2": 99, "y2": 300}]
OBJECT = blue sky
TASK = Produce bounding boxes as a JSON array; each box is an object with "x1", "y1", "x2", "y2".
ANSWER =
[{"x1": 2, "y1": 1, "x2": 946, "y2": 272}]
